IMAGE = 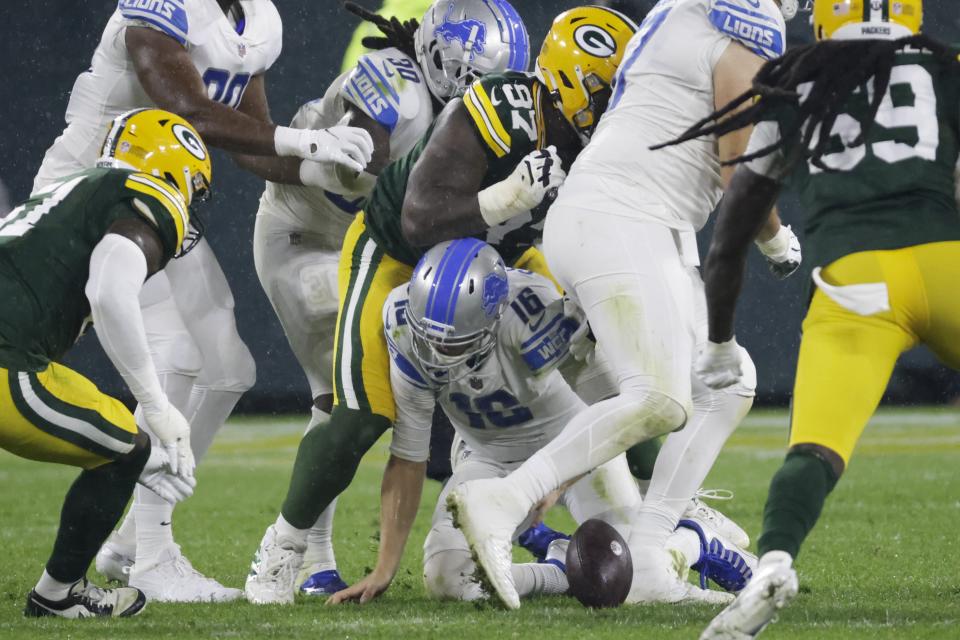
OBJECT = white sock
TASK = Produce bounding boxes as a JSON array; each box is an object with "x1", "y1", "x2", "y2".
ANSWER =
[
  {"x1": 302, "y1": 498, "x2": 338, "y2": 572},
  {"x1": 632, "y1": 387, "x2": 752, "y2": 548},
  {"x1": 133, "y1": 486, "x2": 175, "y2": 567},
  {"x1": 505, "y1": 391, "x2": 682, "y2": 510},
  {"x1": 35, "y1": 570, "x2": 77, "y2": 600},
  {"x1": 274, "y1": 514, "x2": 309, "y2": 550},
  {"x1": 665, "y1": 526, "x2": 703, "y2": 569},
  {"x1": 114, "y1": 372, "x2": 195, "y2": 551},
  {"x1": 512, "y1": 563, "x2": 568, "y2": 597},
  {"x1": 185, "y1": 387, "x2": 243, "y2": 462}
]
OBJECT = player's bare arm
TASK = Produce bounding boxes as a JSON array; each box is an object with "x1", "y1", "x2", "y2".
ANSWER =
[
  {"x1": 701, "y1": 167, "x2": 782, "y2": 344},
  {"x1": 127, "y1": 27, "x2": 283, "y2": 156},
  {"x1": 714, "y1": 41, "x2": 801, "y2": 278},
  {"x1": 327, "y1": 454, "x2": 426, "y2": 605},
  {"x1": 401, "y1": 101, "x2": 490, "y2": 246}
]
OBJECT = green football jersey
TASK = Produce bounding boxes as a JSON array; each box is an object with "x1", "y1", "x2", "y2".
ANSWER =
[
  {"x1": 772, "y1": 49, "x2": 960, "y2": 269},
  {"x1": 0, "y1": 167, "x2": 188, "y2": 371},
  {"x1": 363, "y1": 72, "x2": 552, "y2": 267}
]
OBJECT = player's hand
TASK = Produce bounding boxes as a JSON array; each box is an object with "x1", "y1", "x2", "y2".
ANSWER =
[
  {"x1": 138, "y1": 445, "x2": 197, "y2": 504},
  {"x1": 327, "y1": 569, "x2": 393, "y2": 605},
  {"x1": 141, "y1": 401, "x2": 195, "y2": 480},
  {"x1": 561, "y1": 296, "x2": 595, "y2": 363},
  {"x1": 695, "y1": 338, "x2": 743, "y2": 389},
  {"x1": 755, "y1": 224, "x2": 801, "y2": 280},
  {"x1": 478, "y1": 146, "x2": 566, "y2": 226},
  {"x1": 274, "y1": 125, "x2": 374, "y2": 173}
]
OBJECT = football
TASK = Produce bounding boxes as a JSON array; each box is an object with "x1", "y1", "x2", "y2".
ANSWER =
[{"x1": 565, "y1": 519, "x2": 633, "y2": 608}]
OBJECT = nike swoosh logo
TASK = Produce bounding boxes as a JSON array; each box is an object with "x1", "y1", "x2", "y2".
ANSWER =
[{"x1": 160, "y1": 521, "x2": 172, "y2": 526}]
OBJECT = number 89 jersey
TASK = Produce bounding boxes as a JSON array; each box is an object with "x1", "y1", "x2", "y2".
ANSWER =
[
  {"x1": 35, "y1": 0, "x2": 282, "y2": 186},
  {"x1": 383, "y1": 269, "x2": 583, "y2": 465},
  {"x1": 747, "y1": 49, "x2": 960, "y2": 271}
]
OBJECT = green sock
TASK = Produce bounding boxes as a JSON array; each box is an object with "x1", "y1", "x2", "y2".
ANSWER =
[
  {"x1": 757, "y1": 450, "x2": 839, "y2": 559},
  {"x1": 625, "y1": 437, "x2": 661, "y2": 481},
  {"x1": 46, "y1": 436, "x2": 150, "y2": 582},
  {"x1": 281, "y1": 405, "x2": 391, "y2": 529}
]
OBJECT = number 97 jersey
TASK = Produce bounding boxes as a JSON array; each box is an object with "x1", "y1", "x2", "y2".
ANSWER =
[
  {"x1": 34, "y1": 0, "x2": 282, "y2": 190},
  {"x1": 383, "y1": 269, "x2": 584, "y2": 465}
]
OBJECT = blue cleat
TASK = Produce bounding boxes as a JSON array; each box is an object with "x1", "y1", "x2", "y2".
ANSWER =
[
  {"x1": 299, "y1": 569, "x2": 349, "y2": 596},
  {"x1": 679, "y1": 519, "x2": 756, "y2": 593},
  {"x1": 517, "y1": 522, "x2": 570, "y2": 563}
]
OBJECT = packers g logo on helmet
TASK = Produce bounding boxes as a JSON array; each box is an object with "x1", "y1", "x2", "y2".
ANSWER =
[
  {"x1": 536, "y1": 6, "x2": 637, "y2": 143},
  {"x1": 813, "y1": 0, "x2": 922, "y2": 41}
]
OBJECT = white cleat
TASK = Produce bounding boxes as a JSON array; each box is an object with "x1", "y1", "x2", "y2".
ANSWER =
[
  {"x1": 244, "y1": 525, "x2": 305, "y2": 605},
  {"x1": 700, "y1": 551, "x2": 798, "y2": 640},
  {"x1": 95, "y1": 534, "x2": 135, "y2": 585},
  {"x1": 684, "y1": 490, "x2": 750, "y2": 550},
  {"x1": 627, "y1": 545, "x2": 734, "y2": 605},
  {"x1": 446, "y1": 478, "x2": 527, "y2": 610},
  {"x1": 129, "y1": 545, "x2": 243, "y2": 603}
]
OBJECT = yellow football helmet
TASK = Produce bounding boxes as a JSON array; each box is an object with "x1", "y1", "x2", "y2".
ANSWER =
[
  {"x1": 536, "y1": 6, "x2": 637, "y2": 142},
  {"x1": 813, "y1": 0, "x2": 922, "y2": 41},
  {"x1": 99, "y1": 108, "x2": 212, "y2": 208}
]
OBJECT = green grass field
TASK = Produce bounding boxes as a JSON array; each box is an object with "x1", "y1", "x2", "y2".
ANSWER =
[{"x1": 1, "y1": 408, "x2": 958, "y2": 639}]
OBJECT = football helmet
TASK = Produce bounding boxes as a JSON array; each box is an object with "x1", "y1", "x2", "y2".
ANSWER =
[
  {"x1": 813, "y1": 0, "x2": 922, "y2": 41},
  {"x1": 98, "y1": 108, "x2": 212, "y2": 255},
  {"x1": 405, "y1": 238, "x2": 510, "y2": 382},
  {"x1": 415, "y1": 0, "x2": 530, "y2": 102},
  {"x1": 535, "y1": 6, "x2": 637, "y2": 143}
]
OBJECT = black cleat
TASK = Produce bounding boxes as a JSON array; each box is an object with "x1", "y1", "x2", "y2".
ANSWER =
[{"x1": 24, "y1": 578, "x2": 146, "y2": 618}]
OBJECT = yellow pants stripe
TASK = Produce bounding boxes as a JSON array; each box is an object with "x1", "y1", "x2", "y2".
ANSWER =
[
  {"x1": 791, "y1": 242, "x2": 960, "y2": 463},
  {"x1": 0, "y1": 363, "x2": 138, "y2": 469}
]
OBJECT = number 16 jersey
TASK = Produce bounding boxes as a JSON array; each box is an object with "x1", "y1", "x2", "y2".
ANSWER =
[{"x1": 34, "y1": 0, "x2": 282, "y2": 191}]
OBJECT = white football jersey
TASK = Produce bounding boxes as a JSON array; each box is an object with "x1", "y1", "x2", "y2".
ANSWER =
[
  {"x1": 556, "y1": 0, "x2": 785, "y2": 233},
  {"x1": 40, "y1": 0, "x2": 282, "y2": 170},
  {"x1": 385, "y1": 269, "x2": 584, "y2": 465},
  {"x1": 256, "y1": 48, "x2": 435, "y2": 236}
]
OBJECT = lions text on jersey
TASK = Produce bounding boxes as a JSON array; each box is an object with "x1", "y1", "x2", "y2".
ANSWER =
[
  {"x1": 34, "y1": 0, "x2": 283, "y2": 191},
  {"x1": 557, "y1": 0, "x2": 785, "y2": 233},
  {"x1": 384, "y1": 269, "x2": 583, "y2": 464}
]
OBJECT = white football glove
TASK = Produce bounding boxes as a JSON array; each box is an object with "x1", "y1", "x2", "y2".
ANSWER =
[
  {"x1": 756, "y1": 224, "x2": 802, "y2": 280},
  {"x1": 478, "y1": 145, "x2": 566, "y2": 226},
  {"x1": 274, "y1": 125, "x2": 374, "y2": 173},
  {"x1": 561, "y1": 296, "x2": 596, "y2": 364},
  {"x1": 695, "y1": 338, "x2": 744, "y2": 390},
  {"x1": 140, "y1": 401, "x2": 195, "y2": 480},
  {"x1": 138, "y1": 445, "x2": 196, "y2": 504}
]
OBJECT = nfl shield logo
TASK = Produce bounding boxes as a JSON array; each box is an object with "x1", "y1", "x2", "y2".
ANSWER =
[{"x1": 238, "y1": 43, "x2": 247, "y2": 58}]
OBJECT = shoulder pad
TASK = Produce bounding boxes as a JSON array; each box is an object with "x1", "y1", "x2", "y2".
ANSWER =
[
  {"x1": 118, "y1": 0, "x2": 189, "y2": 46},
  {"x1": 462, "y1": 73, "x2": 541, "y2": 160},
  {"x1": 707, "y1": 0, "x2": 786, "y2": 61},
  {"x1": 122, "y1": 171, "x2": 189, "y2": 256},
  {"x1": 342, "y1": 51, "x2": 425, "y2": 133}
]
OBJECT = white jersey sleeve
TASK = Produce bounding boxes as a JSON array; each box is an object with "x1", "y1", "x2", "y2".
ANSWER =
[
  {"x1": 383, "y1": 286, "x2": 437, "y2": 463},
  {"x1": 255, "y1": 48, "x2": 433, "y2": 237},
  {"x1": 556, "y1": 0, "x2": 785, "y2": 233}
]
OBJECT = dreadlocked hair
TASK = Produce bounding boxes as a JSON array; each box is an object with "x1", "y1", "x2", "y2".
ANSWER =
[
  {"x1": 343, "y1": 1, "x2": 420, "y2": 62},
  {"x1": 651, "y1": 34, "x2": 960, "y2": 172}
]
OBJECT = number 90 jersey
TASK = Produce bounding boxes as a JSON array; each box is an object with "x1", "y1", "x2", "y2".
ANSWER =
[
  {"x1": 257, "y1": 48, "x2": 435, "y2": 236},
  {"x1": 35, "y1": 0, "x2": 282, "y2": 187},
  {"x1": 383, "y1": 269, "x2": 583, "y2": 465}
]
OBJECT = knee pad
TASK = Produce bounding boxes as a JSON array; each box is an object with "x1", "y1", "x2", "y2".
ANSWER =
[
  {"x1": 423, "y1": 549, "x2": 479, "y2": 601},
  {"x1": 193, "y1": 312, "x2": 257, "y2": 392},
  {"x1": 618, "y1": 384, "x2": 690, "y2": 439}
]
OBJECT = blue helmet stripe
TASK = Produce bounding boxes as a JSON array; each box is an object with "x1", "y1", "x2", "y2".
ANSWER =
[
  {"x1": 486, "y1": 0, "x2": 530, "y2": 71},
  {"x1": 425, "y1": 238, "x2": 486, "y2": 325}
]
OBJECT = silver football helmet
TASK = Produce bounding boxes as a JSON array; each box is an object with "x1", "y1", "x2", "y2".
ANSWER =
[
  {"x1": 415, "y1": 0, "x2": 531, "y2": 102},
  {"x1": 405, "y1": 239, "x2": 510, "y2": 382}
]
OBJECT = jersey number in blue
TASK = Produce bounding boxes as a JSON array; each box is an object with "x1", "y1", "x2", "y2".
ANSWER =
[
  {"x1": 449, "y1": 390, "x2": 533, "y2": 429},
  {"x1": 387, "y1": 57, "x2": 421, "y2": 83},
  {"x1": 203, "y1": 68, "x2": 251, "y2": 108}
]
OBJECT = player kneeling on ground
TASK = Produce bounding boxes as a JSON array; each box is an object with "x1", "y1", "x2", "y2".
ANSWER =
[
  {"x1": 0, "y1": 109, "x2": 207, "y2": 618},
  {"x1": 329, "y1": 239, "x2": 756, "y2": 604}
]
